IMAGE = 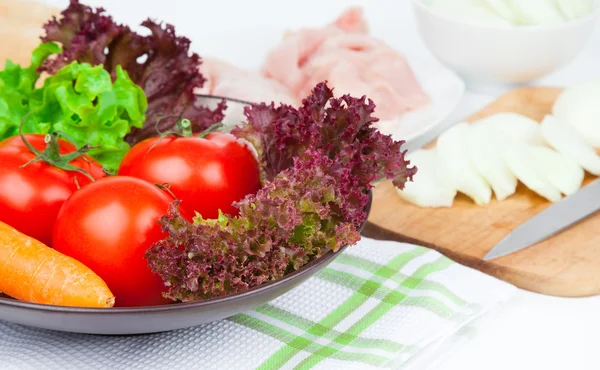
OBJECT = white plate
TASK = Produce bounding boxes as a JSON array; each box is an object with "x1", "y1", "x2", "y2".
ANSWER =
[
  {"x1": 195, "y1": 28, "x2": 465, "y2": 144},
  {"x1": 202, "y1": 54, "x2": 465, "y2": 144},
  {"x1": 374, "y1": 54, "x2": 466, "y2": 143}
]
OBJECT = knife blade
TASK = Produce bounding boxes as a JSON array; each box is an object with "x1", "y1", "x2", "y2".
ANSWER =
[{"x1": 483, "y1": 178, "x2": 600, "y2": 261}]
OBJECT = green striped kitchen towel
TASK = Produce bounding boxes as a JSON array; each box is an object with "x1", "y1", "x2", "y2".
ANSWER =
[{"x1": 0, "y1": 237, "x2": 516, "y2": 370}]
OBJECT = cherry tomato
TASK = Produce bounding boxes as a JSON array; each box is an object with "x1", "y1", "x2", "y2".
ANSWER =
[
  {"x1": 0, "y1": 134, "x2": 105, "y2": 246},
  {"x1": 118, "y1": 132, "x2": 261, "y2": 219},
  {"x1": 52, "y1": 176, "x2": 193, "y2": 307}
]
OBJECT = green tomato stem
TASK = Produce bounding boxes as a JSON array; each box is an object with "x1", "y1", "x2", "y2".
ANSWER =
[
  {"x1": 155, "y1": 183, "x2": 178, "y2": 200},
  {"x1": 196, "y1": 122, "x2": 225, "y2": 138},
  {"x1": 18, "y1": 116, "x2": 97, "y2": 182}
]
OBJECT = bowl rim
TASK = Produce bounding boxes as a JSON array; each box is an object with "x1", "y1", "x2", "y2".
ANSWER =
[
  {"x1": 411, "y1": 0, "x2": 600, "y2": 31},
  {"x1": 195, "y1": 93, "x2": 255, "y2": 106},
  {"x1": 0, "y1": 249, "x2": 345, "y2": 314},
  {"x1": 0, "y1": 189, "x2": 372, "y2": 314}
]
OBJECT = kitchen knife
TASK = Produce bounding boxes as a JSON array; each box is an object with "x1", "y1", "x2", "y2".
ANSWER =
[{"x1": 483, "y1": 178, "x2": 600, "y2": 261}]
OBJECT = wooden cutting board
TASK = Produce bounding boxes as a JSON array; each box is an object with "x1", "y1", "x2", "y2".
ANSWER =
[
  {"x1": 368, "y1": 87, "x2": 600, "y2": 297},
  {"x1": 0, "y1": 0, "x2": 58, "y2": 65}
]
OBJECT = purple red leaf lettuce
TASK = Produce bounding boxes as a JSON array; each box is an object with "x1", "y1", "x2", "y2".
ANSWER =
[
  {"x1": 233, "y1": 82, "x2": 416, "y2": 191},
  {"x1": 146, "y1": 150, "x2": 362, "y2": 301},
  {"x1": 40, "y1": 0, "x2": 225, "y2": 145},
  {"x1": 147, "y1": 82, "x2": 416, "y2": 302}
]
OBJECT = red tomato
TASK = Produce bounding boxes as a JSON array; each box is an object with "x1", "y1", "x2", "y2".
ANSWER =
[
  {"x1": 52, "y1": 176, "x2": 192, "y2": 307},
  {"x1": 118, "y1": 132, "x2": 261, "y2": 219},
  {"x1": 0, "y1": 135, "x2": 105, "y2": 246}
]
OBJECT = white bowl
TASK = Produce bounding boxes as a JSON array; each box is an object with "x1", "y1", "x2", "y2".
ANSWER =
[{"x1": 412, "y1": 0, "x2": 600, "y2": 88}]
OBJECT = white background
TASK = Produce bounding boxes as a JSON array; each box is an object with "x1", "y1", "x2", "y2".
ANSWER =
[{"x1": 39, "y1": 0, "x2": 600, "y2": 369}]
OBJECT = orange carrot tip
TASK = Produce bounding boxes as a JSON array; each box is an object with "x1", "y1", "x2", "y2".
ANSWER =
[{"x1": 0, "y1": 221, "x2": 115, "y2": 308}]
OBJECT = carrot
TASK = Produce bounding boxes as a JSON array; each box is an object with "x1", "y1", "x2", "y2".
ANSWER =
[{"x1": 0, "y1": 221, "x2": 115, "y2": 308}]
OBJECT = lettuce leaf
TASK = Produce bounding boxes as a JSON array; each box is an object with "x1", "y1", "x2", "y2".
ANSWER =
[
  {"x1": 233, "y1": 82, "x2": 416, "y2": 226},
  {"x1": 40, "y1": 0, "x2": 225, "y2": 146},
  {"x1": 0, "y1": 42, "x2": 61, "y2": 138},
  {"x1": 29, "y1": 62, "x2": 147, "y2": 170},
  {"x1": 147, "y1": 82, "x2": 416, "y2": 302},
  {"x1": 0, "y1": 43, "x2": 147, "y2": 171},
  {"x1": 147, "y1": 151, "x2": 362, "y2": 302}
]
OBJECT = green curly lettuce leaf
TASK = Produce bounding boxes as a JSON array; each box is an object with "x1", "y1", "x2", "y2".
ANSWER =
[
  {"x1": 0, "y1": 42, "x2": 148, "y2": 171},
  {"x1": 0, "y1": 42, "x2": 61, "y2": 138},
  {"x1": 28, "y1": 62, "x2": 147, "y2": 170}
]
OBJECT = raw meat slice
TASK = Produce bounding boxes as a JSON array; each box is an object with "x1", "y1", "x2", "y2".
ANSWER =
[
  {"x1": 196, "y1": 57, "x2": 298, "y2": 105},
  {"x1": 262, "y1": 7, "x2": 429, "y2": 120}
]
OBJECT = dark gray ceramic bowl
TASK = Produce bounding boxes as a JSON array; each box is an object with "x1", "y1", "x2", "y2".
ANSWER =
[{"x1": 0, "y1": 96, "x2": 372, "y2": 335}]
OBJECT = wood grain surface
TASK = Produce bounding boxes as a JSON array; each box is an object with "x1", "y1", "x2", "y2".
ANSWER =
[
  {"x1": 367, "y1": 87, "x2": 600, "y2": 297},
  {"x1": 0, "y1": 0, "x2": 57, "y2": 65}
]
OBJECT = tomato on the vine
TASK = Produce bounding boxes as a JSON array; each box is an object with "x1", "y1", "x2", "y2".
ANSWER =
[
  {"x1": 52, "y1": 176, "x2": 192, "y2": 307},
  {"x1": 0, "y1": 134, "x2": 105, "y2": 246},
  {"x1": 118, "y1": 130, "x2": 261, "y2": 219}
]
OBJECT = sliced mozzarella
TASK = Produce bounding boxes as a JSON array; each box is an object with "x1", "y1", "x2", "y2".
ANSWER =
[
  {"x1": 503, "y1": 141, "x2": 562, "y2": 202},
  {"x1": 436, "y1": 122, "x2": 492, "y2": 205},
  {"x1": 395, "y1": 149, "x2": 457, "y2": 208},
  {"x1": 540, "y1": 114, "x2": 600, "y2": 175},
  {"x1": 554, "y1": 0, "x2": 595, "y2": 20},
  {"x1": 552, "y1": 78, "x2": 600, "y2": 147},
  {"x1": 471, "y1": 112, "x2": 544, "y2": 145},
  {"x1": 467, "y1": 123, "x2": 517, "y2": 200},
  {"x1": 505, "y1": 0, "x2": 565, "y2": 25},
  {"x1": 529, "y1": 146, "x2": 584, "y2": 196}
]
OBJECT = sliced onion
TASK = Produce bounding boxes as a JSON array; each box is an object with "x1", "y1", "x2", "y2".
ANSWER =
[
  {"x1": 540, "y1": 114, "x2": 600, "y2": 176},
  {"x1": 471, "y1": 112, "x2": 544, "y2": 145},
  {"x1": 467, "y1": 123, "x2": 517, "y2": 201},
  {"x1": 505, "y1": 0, "x2": 565, "y2": 25},
  {"x1": 436, "y1": 122, "x2": 492, "y2": 205},
  {"x1": 552, "y1": 78, "x2": 600, "y2": 148},
  {"x1": 529, "y1": 145, "x2": 584, "y2": 196},
  {"x1": 554, "y1": 0, "x2": 594, "y2": 20},
  {"x1": 485, "y1": 0, "x2": 518, "y2": 22},
  {"x1": 428, "y1": 0, "x2": 513, "y2": 26},
  {"x1": 395, "y1": 149, "x2": 457, "y2": 208},
  {"x1": 503, "y1": 141, "x2": 562, "y2": 202}
]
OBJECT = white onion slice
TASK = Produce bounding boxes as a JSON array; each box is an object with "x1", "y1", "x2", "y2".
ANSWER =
[
  {"x1": 428, "y1": 0, "x2": 513, "y2": 26},
  {"x1": 436, "y1": 122, "x2": 492, "y2": 205},
  {"x1": 505, "y1": 0, "x2": 565, "y2": 25},
  {"x1": 467, "y1": 123, "x2": 517, "y2": 200},
  {"x1": 540, "y1": 114, "x2": 600, "y2": 175},
  {"x1": 529, "y1": 145, "x2": 584, "y2": 196},
  {"x1": 485, "y1": 0, "x2": 518, "y2": 22},
  {"x1": 552, "y1": 78, "x2": 600, "y2": 148},
  {"x1": 503, "y1": 141, "x2": 562, "y2": 202},
  {"x1": 471, "y1": 112, "x2": 544, "y2": 145},
  {"x1": 395, "y1": 149, "x2": 457, "y2": 208},
  {"x1": 554, "y1": 0, "x2": 595, "y2": 20}
]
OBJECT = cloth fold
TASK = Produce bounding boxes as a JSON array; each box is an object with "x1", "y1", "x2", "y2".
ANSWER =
[{"x1": 0, "y1": 238, "x2": 516, "y2": 370}]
